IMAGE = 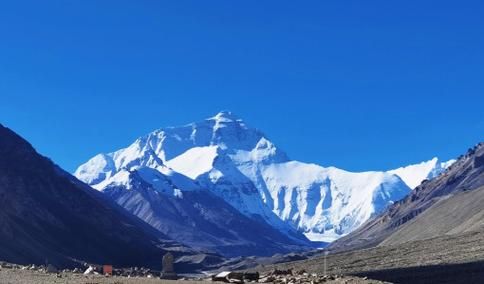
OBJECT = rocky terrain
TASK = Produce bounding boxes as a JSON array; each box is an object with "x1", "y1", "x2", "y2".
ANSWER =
[
  {"x1": 0, "y1": 268, "x2": 192, "y2": 284},
  {"x1": 381, "y1": 185, "x2": 484, "y2": 246},
  {"x1": 0, "y1": 262, "x2": 388, "y2": 284},
  {"x1": 250, "y1": 269, "x2": 389, "y2": 284},
  {"x1": 258, "y1": 229, "x2": 484, "y2": 283}
]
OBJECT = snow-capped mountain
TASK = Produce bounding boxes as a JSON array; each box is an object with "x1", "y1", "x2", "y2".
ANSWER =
[
  {"x1": 75, "y1": 111, "x2": 453, "y2": 244},
  {"x1": 389, "y1": 158, "x2": 456, "y2": 189},
  {"x1": 75, "y1": 114, "x2": 313, "y2": 256},
  {"x1": 251, "y1": 163, "x2": 410, "y2": 242}
]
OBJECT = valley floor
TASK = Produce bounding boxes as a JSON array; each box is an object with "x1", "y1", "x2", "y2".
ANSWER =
[
  {"x1": 5, "y1": 230, "x2": 484, "y2": 283},
  {"x1": 257, "y1": 230, "x2": 484, "y2": 284}
]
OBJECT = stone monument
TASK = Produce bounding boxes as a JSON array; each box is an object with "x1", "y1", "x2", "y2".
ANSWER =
[{"x1": 161, "y1": 252, "x2": 178, "y2": 279}]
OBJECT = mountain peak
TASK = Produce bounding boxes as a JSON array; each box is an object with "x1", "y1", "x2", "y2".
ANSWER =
[
  {"x1": 0, "y1": 123, "x2": 40, "y2": 168},
  {"x1": 209, "y1": 111, "x2": 242, "y2": 123}
]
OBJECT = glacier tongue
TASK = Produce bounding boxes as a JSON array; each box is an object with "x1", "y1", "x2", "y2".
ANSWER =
[{"x1": 75, "y1": 111, "x2": 452, "y2": 243}]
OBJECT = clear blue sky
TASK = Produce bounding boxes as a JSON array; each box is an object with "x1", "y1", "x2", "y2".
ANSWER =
[{"x1": 1, "y1": 1, "x2": 483, "y2": 172}]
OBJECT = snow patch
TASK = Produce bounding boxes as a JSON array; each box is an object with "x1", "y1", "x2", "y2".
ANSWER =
[{"x1": 166, "y1": 146, "x2": 219, "y2": 179}]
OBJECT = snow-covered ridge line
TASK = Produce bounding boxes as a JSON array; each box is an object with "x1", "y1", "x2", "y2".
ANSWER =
[
  {"x1": 75, "y1": 111, "x2": 454, "y2": 243},
  {"x1": 389, "y1": 157, "x2": 456, "y2": 189}
]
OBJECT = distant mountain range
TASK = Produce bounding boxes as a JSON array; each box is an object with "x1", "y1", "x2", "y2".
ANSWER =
[
  {"x1": 75, "y1": 111, "x2": 455, "y2": 254},
  {"x1": 329, "y1": 142, "x2": 484, "y2": 252}
]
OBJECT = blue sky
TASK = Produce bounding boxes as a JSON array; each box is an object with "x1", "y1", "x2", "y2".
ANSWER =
[{"x1": 0, "y1": 1, "x2": 483, "y2": 172}]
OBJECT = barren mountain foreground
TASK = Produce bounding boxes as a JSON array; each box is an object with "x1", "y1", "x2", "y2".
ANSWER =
[
  {"x1": 2, "y1": 229, "x2": 484, "y2": 283},
  {"x1": 0, "y1": 265, "x2": 387, "y2": 284},
  {"x1": 257, "y1": 230, "x2": 484, "y2": 284}
]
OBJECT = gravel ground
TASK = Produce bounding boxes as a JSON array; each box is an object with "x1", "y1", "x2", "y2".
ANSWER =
[
  {"x1": 0, "y1": 268, "x2": 203, "y2": 284},
  {"x1": 0, "y1": 267, "x2": 388, "y2": 284},
  {"x1": 260, "y1": 230, "x2": 484, "y2": 274}
]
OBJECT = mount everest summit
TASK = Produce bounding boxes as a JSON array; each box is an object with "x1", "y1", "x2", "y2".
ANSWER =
[{"x1": 75, "y1": 111, "x2": 454, "y2": 253}]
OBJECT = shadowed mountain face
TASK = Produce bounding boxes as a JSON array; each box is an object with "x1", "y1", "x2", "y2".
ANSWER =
[
  {"x1": 0, "y1": 124, "x2": 193, "y2": 269},
  {"x1": 330, "y1": 142, "x2": 484, "y2": 252},
  {"x1": 103, "y1": 169, "x2": 313, "y2": 257}
]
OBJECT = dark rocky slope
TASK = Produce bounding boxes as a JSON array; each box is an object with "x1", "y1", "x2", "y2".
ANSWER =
[
  {"x1": 0, "y1": 124, "x2": 194, "y2": 269},
  {"x1": 104, "y1": 170, "x2": 314, "y2": 258}
]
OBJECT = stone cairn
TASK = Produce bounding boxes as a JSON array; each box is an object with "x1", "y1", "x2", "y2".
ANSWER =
[{"x1": 160, "y1": 252, "x2": 178, "y2": 280}]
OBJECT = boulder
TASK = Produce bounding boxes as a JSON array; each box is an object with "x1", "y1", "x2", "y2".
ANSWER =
[
  {"x1": 212, "y1": 271, "x2": 246, "y2": 283},
  {"x1": 83, "y1": 266, "x2": 95, "y2": 275}
]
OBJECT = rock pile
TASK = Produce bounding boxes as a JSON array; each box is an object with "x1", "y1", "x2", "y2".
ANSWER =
[
  {"x1": 0, "y1": 262, "x2": 159, "y2": 278},
  {"x1": 210, "y1": 269, "x2": 379, "y2": 284},
  {"x1": 0, "y1": 262, "x2": 22, "y2": 269},
  {"x1": 116, "y1": 266, "x2": 155, "y2": 277},
  {"x1": 212, "y1": 271, "x2": 260, "y2": 283},
  {"x1": 256, "y1": 269, "x2": 385, "y2": 284},
  {"x1": 259, "y1": 269, "x2": 322, "y2": 283},
  {"x1": 0, "y1": 262, "x2": 55, "y2": 274}
]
